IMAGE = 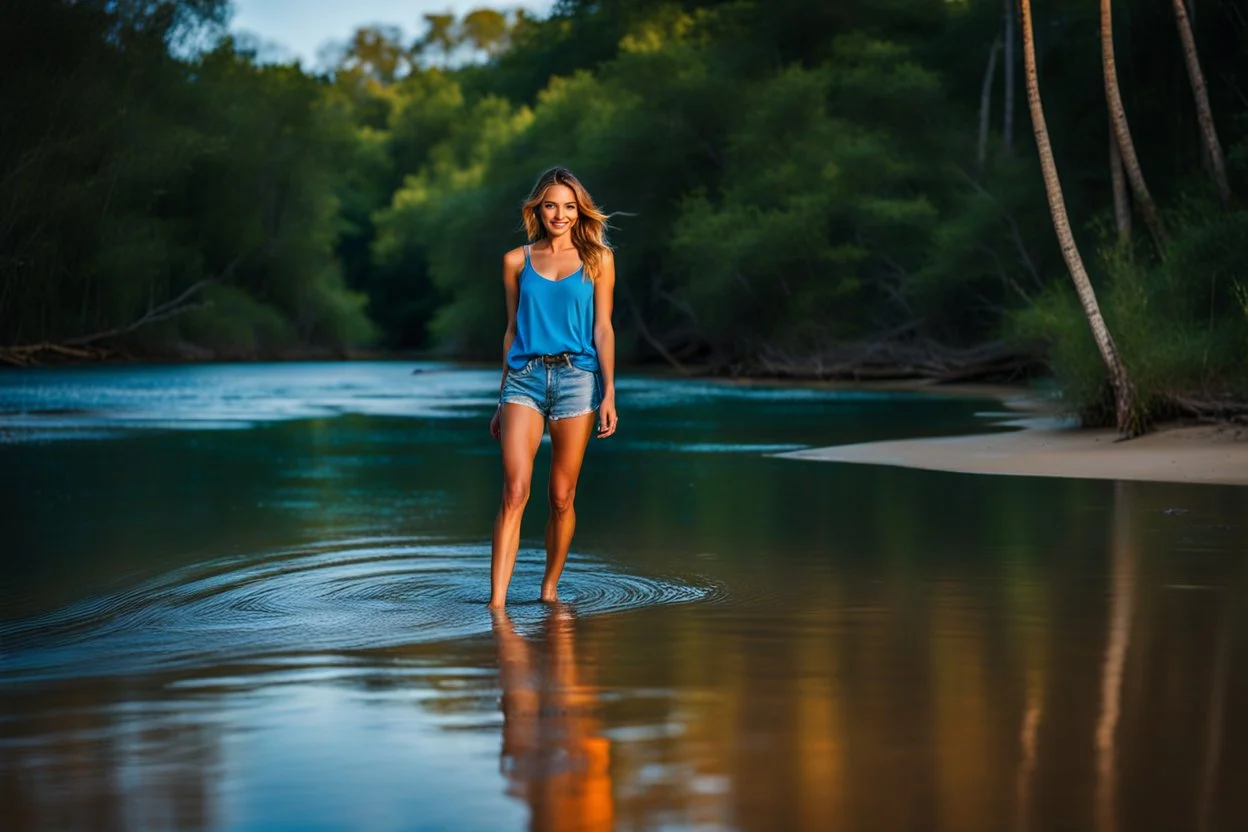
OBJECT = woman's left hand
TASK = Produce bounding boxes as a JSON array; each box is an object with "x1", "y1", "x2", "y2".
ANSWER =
[{"x1": 597, "y1": 396, "x2": 618, "y2": 439}]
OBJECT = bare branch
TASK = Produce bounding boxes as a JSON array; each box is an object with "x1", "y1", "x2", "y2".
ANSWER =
[
  {"x1": 64, "y1": 279, "x2": 216, "y2": 345},
  {"x1": 618, "y1": 275, "x2": 691, "y2": 376}
]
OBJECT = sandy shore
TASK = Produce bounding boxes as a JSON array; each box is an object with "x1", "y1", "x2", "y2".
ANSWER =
[{"x1": 779, "y1": 408, "x2": 1248, "y2": 487}]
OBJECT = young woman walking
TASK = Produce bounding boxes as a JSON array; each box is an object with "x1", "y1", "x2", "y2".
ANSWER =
[{"x1": 487, "y1": 168, "x2": 618, "y2": 608}]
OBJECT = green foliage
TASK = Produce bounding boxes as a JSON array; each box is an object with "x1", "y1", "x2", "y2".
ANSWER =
[
  {"x1": 371, "y1": 7, "x2": 969, "y2": 364},
  {"x1": 334, "y1": 26, "x2": 412, "y2": 86},
  {"x1": 372, "y1": 85, "x2": 532, "y2": 352},
  {"x1": 0, "y1": 1, "x2": 375, "y2": 356},
  {"x1": 4, "y1": 0, "x2": 1247, "y2": 414},
  {"x1": 667, "y1": 38, "x2": 949, "y2": 357},
  {"x1": 1014, "y1": 210, "x2": 1248, "y2": 425}
]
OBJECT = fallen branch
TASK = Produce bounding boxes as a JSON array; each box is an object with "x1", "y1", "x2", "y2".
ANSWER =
[
  {"x1": 65, "y1": 279, "x2": 216, "y2": 346},
  {"x1": 1166, "y1": 394, "x2": 1248, "y2": 423},
  {"x1": 1, "y1": 278, "x2": 217, "y2": 367},
  {"x1": 0, "y1": 342, "x2": 115, "y2": 367},
  {"x1": 620, "y1": 275, "x2": 691, "y2": 376}
]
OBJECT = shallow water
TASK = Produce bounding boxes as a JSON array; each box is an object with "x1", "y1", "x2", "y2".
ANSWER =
[{"x1": 2, "y1": 362, "x2": 1246, "y2": 831}]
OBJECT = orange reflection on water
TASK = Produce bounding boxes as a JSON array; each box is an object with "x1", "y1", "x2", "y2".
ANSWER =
[{"x1": 492, "y1": 606, "x2": 613, "y2": 832}]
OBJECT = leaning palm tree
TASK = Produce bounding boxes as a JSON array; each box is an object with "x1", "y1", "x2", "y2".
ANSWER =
[
  {"x1": 1171, "y1": 0, "x2": 1231, "y2": 208},
  {"x1": 1110, "y1": 131, "x2": 1131, "y2": 245},
  {"x1": 1101, "y1": 0, "x2": 1167, "y2": 255},
  {"x1": 1021, "y1": 0, "x2": 1142, "y2": 436}
]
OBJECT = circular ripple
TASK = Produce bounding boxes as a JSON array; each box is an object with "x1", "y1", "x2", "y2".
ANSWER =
[{"x1": 0, "y1": 537, "x2": 714, "y2": 684}]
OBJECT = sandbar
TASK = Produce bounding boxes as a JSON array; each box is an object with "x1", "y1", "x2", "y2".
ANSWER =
[{"x1": 779, "y1": 412, "x2": 1248, "y2": 487}]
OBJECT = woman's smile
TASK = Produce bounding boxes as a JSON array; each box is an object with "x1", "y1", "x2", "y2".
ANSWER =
[{"x1": 540, "y1": 188, "x2": 579, "y2": 235}]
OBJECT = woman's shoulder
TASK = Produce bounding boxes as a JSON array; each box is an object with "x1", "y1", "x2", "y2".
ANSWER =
[{"x1": 502, "y1": 245, "x2": 527, "y2": 272}]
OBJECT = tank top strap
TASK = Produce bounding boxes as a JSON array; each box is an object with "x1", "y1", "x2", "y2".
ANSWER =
[{"x1": 523, "y1": 245, "x2": 531, "y2": 267}]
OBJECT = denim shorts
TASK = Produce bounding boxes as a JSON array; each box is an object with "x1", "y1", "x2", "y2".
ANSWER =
[{"x1": 500, "y1": 357, "x2": 602, "y2": 420}]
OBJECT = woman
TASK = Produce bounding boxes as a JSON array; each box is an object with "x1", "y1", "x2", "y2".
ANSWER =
[{"x1": 487, "y1": 167, "x2": 618, "y2": 608}]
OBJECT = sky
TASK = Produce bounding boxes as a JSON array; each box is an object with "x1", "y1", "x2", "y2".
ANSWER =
[{"x1": 229, "y1": 0, "x2": 557, "y2": 67}]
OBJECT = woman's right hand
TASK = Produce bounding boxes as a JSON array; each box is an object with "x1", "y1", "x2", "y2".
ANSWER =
[{"x1": 490, "y1": 405, "x2": 502, "y2": 440}]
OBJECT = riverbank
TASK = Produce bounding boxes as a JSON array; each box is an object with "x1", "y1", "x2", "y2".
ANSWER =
[
  {"x1": 780, "y1": 399, "x2": 1248, "y2": 486},
  {"x1": 0, "y1": 344, "x2": 436, "y2": 368}
]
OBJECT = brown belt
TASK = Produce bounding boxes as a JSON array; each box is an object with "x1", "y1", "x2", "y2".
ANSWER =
[{"x1": 540, "y1": 353, "x2": 573, "y2": 366}]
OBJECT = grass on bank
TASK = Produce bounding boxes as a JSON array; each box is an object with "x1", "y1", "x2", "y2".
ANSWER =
[{"x1": 1013, "y1": 206, "x2": 1248, "y2": 429}]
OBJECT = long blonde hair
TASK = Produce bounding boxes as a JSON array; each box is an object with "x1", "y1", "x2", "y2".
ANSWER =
[{"x1": 521, "y1": 167, "x2": 611, "y2": 281}]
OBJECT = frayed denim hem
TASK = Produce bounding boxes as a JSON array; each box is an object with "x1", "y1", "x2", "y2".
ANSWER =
[
  {"x1": 549, "y1": 403, "x2": 600, "y2": 421},
  {"x1": 499, "y1": 397, "x2": 545, "y2": 416}
]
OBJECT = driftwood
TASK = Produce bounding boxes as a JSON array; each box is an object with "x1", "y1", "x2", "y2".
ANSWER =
[
  {"x1": 0, "y1": 279, "x2": 214, "y2": 367},
  {"x1": 0, "y1": 342, "x2": 118, "y2": 367},
  {"x1": 742, "y1": 339, "x2": 1044, "y2": 384},
  {"x1": 1165, "y1": 394, "x2": 1248, "y2": 424}
]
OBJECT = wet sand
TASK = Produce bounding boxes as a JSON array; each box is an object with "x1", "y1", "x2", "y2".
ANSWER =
[{"x1": 780, "y1": 397, "x2": 1248, "y2": 486}]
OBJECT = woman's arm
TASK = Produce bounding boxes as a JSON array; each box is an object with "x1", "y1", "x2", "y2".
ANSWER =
[
  {"x1": 500, "y1": 247, "x2": 524, "y2": 394},
  {"x1": 592, "y1": 251, "x2": 617, "y2": 438},
  {"x1": 491, "y1": 248, "x2": 525, "y2": 439}
]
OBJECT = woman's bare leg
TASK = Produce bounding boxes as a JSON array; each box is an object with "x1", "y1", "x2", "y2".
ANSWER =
[
  {"x1": 489, "y1": 404, "x2": 546, "y2": 607},
  {"x1": 542, "y1": 411, "x2": 596, "y2": 602}
]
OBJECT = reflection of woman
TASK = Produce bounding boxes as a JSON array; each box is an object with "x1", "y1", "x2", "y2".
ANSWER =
[
  {"x1": 491, "y1": 607, "x2": 613, "y2": 832},
  {"x1": 488, "y1": 168, "x2": 618, "y2": 608}
]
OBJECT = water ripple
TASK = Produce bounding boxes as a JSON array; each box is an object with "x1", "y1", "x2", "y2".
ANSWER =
[{"x1": 0, "y1": 537, "x2": 712, "y2": 684}]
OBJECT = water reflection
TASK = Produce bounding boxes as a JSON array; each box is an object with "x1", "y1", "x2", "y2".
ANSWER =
[
  {"x1": 1, "y1": 682, "x2": 217, "y2": 832},
  {"x1": 492, "y1": 606, "x2": 613, "y2": 832},
  {"x1": 1, "y1": 476, "x2": 1244, "y2": 831},
  {"x1": 4, "y1": 365, "x2": 1248, "y2": 831},
  {"x1": 1096, "y1": 482, "x2": 1136, "y2": 832}
]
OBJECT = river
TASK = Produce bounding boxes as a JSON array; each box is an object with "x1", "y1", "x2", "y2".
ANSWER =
[{"x1": 2, "y1": 362, "x2": 1245, "y2": 831}]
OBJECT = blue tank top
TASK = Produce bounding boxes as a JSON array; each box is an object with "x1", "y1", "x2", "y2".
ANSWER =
[{"x1": 507, "y1": 246, "x2": 599, "y2": 372}]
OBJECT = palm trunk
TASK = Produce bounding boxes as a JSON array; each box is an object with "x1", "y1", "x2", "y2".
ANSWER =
[
  {"x1": 977, "y1": 37, "x2": 1002, "y2": 179},
  {"x1": 1102, "y1": 0, "x2": 1167, "y2": 255},
  {"x1": 1003, "y1": 0, "x2": 1016, "y2": 156},
  {"x1": 1021, "y1": 0, "x2": 1141, "y2": 436},
  {"x1": 1171, "y1": 0, "x2": 1231, "y2": 207},
  {"x1": 1110, "y1": 130, "x2": 1132, "y2": 245}
]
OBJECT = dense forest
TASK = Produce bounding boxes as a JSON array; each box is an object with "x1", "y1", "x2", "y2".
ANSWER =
[{"x1": 3, "y1": 0, "x2": 1246, "y2": 430}]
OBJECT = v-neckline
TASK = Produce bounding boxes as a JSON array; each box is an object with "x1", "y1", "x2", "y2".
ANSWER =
[
  {"x1": 529, "y1": 263, "x2": 583, "y2": 283},
  {"x1": 528, "y1": 247, "x2": 583, "y2": 282}
]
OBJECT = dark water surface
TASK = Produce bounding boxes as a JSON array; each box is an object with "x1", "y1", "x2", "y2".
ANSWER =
[{"x1": 2, "y1": 362, "x2": 1246, "y2": 831}]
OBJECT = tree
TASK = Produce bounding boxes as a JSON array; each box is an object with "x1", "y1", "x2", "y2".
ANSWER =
[
  {"x1": 461, "y1": 8, "x2": 509, "y2": 58},
  {"x1": 0, "y1": 0, "x2": 375, "y2": 359},
  {"x1": 337, "y1": 26, "x2": 411, "y2": 86},
  {"x1": 1020, "y1": 0, "x2": 1141, "y2": 436},
  {"x1": 416, "y1": 13, "x2": 460, "y2": 67},
  {"x1": 1109, "y1": 132, "x2": 1131, "y2": 245},
  {"x1": 1171, "y1": 0, "x2": 1231, "y2": 208},
  {"x1": 976, "y1": 36, "x2": 1001, "y2": 179},
  {"x1": 1101, "y1": 0, "x2": 1166, "y2": 255}
]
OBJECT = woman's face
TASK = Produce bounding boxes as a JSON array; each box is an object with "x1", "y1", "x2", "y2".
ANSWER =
[{"x1": 538, "y1": 184, "x2": 578, "y2": 238}]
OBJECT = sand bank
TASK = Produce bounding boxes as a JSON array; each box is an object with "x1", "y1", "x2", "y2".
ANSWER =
[{"x1": 780, "y1": 414, "x2": 1248, "y2": 486}]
